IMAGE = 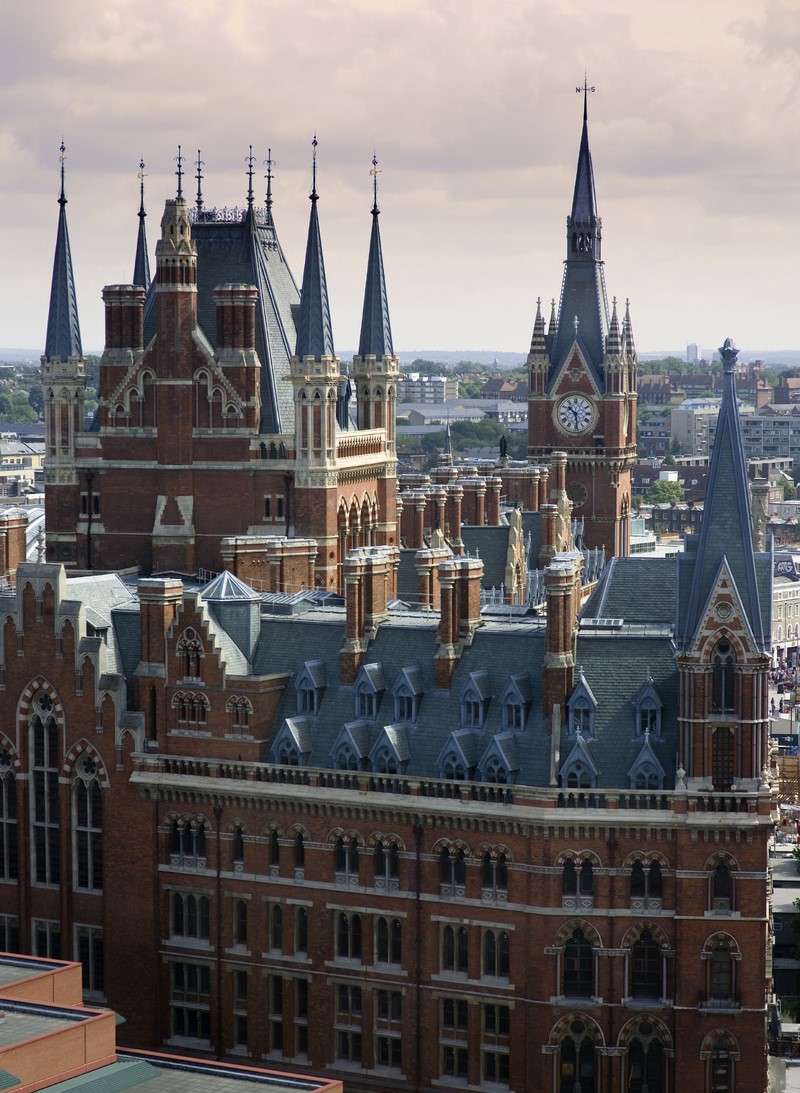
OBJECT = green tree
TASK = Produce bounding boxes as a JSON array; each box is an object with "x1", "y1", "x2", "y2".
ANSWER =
[
  {"x1": 785, "y1": 482, "x2": 798, "y2": 501},
  {"x1": 646, "y1": 480, "x2": 685, "y2": 505}
]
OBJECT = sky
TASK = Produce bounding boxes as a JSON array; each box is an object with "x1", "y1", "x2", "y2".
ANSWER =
[{"x1": 1, "y1": 0, "x2": 798, "y2": 359}]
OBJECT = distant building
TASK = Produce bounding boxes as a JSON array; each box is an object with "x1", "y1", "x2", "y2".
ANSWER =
[{"x1": 397, "y1": 374, "x2": 459, "y2": 403}]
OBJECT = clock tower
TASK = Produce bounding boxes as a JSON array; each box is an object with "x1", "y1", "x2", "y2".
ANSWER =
[{"x1": 527, "y1": 91, "x2": 637, "y2": 558}]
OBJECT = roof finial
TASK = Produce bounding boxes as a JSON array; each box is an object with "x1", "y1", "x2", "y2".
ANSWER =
[
  {"x1": 576, "y1": 72, "x2": 595, "y2": 121},
  {"x1": 58, "y1": 140, "x2": 67, "y2": 207},
  {"x1": 246, "y1": 144, "x2": 255, "y2": 208},
  {"x1": 264, "y1": 148, "x2": 274, "y2": 223},
  {"x1": 370, "y1": 152, "x2": 382, "y2": 216},
  {"x1": 175, "y1": 145, "x2": 184, "y2": 200},
  {"x1": 310, "y1": 133, "x2": 319, "y2": 202},
  {"x1": 137, "y1": 158, "x2": 147, "y2": 220},
  {"x1": 195, "y1": 150, "x2": 204, "y2": 211}
]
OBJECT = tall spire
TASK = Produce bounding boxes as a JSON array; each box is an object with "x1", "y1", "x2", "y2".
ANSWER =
[
  {"x1": 680, "y1": 338, "x2": 767, "y2": 650},
  {"x1": 295, "y1": 135, "x2": 334, "y2": 358},
  {"x1": 195, "y1": 150, "x2": 204, "y2": 212},
  {"x1": 357, "y1": 154, "x2": 393, "y2": 359},
  {"x1": 264, "y1": 148, "x2": 274, "y2": 226},
  {"x1": 44, "y1": 141, "x2": 83, "y2": 361},
  {"x1": 549, "y1": 86, "x2": 609, "y2": 378},
  {"x1": 246, "y1": 145, "x2": 255, "y2": 209},
  {"x1": 132, "y1": 158, "x2": 151, "y2": 289}
]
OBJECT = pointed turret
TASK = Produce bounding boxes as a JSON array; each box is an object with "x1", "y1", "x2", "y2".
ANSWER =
[
  {"x1": 44, "y1": 142, "x2": 83, "y2": 361},
  {"x1": 357, "y1": 163, "x2": 393, "y2": 359},
  {"x1": 679, "y1": 338, "x2": 768, "y2": 651},
  {"x1": 549, "y1": 90, "x2": 609, "y2": 377},
  {"x1": 622, "y1": 297, "x2": 637, "y2": 361},
  {"x1": 529, "y1": 298, "x2": 546, "y2": 356},
  {"x1": 132, "y1": 159, "x2": 151, "y2": 289},
  {"x1": 294, "y1": 137, "x2": 334, "y2": 359},
  {"x1": 605, "y1": 297, "x2": 621, "y2": 357}
]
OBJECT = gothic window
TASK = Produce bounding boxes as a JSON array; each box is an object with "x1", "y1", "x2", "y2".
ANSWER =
[
  {"x1": 75, "y1": 924, "x2": 105, "y2": 998},
  {"x1": 270, "y1": 904, "x2": 283, "y2": 952},
  {"x1": 570, "y1": 700, "x2": 592, "y2": 736},
  {"x1": 482, "y1": 929, "x2": 509, "y2": 979},
  {"x1": 226, "y1": 697, "x2": 251, "y2": 733},
  {"x1": 706, "y1": 1035, "x2": 735, "y2": 1092},
  {"x1": 626, "y1": 1024, "x2": 666, "y2": 1093},
  {"x1": 376, "y1": 917, "x2": 402, "y2": 965},
  {"x1": 173, "y1": 692, "x2": 209, "y2": 732},
  {"x1": 484, "y1": 756, "x2": 508, "y2": 784},
  {"x1": 482, "y1": 852, "x2": 508, "y2": 894},
  {"x1": 373, "y1": 747, "x2": 398, "y2": 776},
  {"x1": 708, "y1": 943, "x2": 734, "y2": 1002},
  {"x1": 0, "y1": 750, "x2": 17, "y2": 881},
  {"x1": 564, "y1": 929, "x2": 594, "y2": 997},
  {"x1": 395, "y1": 691, "x2": 417, "y2": 723},
  {"x1": 558, "y1": 1023, "x2": 596, "y2": 1093},
  {"x1": 711, "y1": 860, "x2": 733, "y2": 912},
  {"x1": 74, "y1": 756, "x2": 102, "y2": 891},
  {"x1": 630, "y1": 859, "x2": 662, "y2": 908},
  {"x1": 278, "y1": 744, "x2": 299, "y2": 766},
  {"x1": 232, "y1": 826, "x2": 244, "y2": 866},
  {"x1": 442, "y1": 753, "x2": 467, "y2": 781},
  {"x1": 336, "y1": 743, "x2": 360, "y2": 771},
  {"x1": 440, "y1": 847, "x2": 466, "y2": 888},
  {"x1": 503, "y1": 698, "x2": 523, "y2": 731},
  {"x1": 712, "y1": 727, "x2": 734, "y2": 791},
  {"x1": 637, "y1": 699, "x2": 660, "y2": 737},
  {"x1": 31, "y1": 693, "x2": 60, "y2": 885},
  {"x1": 297, "y1": 683, "x2": 318, "y2": 715},
  {"x1": 712, "y1": 640, "x2": 735, "y2": 714},
  {"x1": 632, "y1": 764, "x2": 662, "y2": 791},
  {"x1": 442, "y1": 925, "x2": 468, "y2": 974},
  {"x1": 171, "y1": 894, "x2": 210, "y2": 940},
  {"x1": 233, "y1": 899, "x2": 248, "y2": 947},
  {"x1": 170, "y1": 820, "x2": 207, "y2": 867},
  {"x1": 294, "y1": 833, "x2": 305, "y2": 870},
  {"x1": 630, "y1": 930, "x2": 662, "y2": 998},
  {"x1": 177, "y1": 629, "x2": 203, "y2": 680},
  {"x1": 374, "y1": 841, "x2": 400, "y2": 884},
  {"x1": 295, "y1": 907, "x2": 308, "y2": 954},
  {"x1": 357, "y1": 687, "x2": 376, "y2": 719},
  {"x1": 337, "y1": 912, "x2": 362, "y2": 960},
  {"x1": 335, "y1": 836, "x2": 360, "y2": 881}
]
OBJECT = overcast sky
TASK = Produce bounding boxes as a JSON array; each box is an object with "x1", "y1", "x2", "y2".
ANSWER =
[{"x1": 1, "y1": 0, "x2": 797, "y2": 358}]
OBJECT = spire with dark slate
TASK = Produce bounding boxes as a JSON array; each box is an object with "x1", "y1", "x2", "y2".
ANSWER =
[
  {"x1": 357, "y1": 154, "x2": 393, "y2": 359},
  {"x1": 680, "y1": 338, "x2": 767, "y2": 650},
  {"x1": 45, "y1": 142, "x2": 83, "y2": 361},
  {"x1": 549, "y1": 85, "x2": 609, "y2": 380},
  {"x1": 295, "y1": 136, "x2": 334, "y2": 359},
  {"x1": 132, "y1": 158, "x2": 151, "y2": 289},
  {"x1": 529, "y1": 297, "x2": 546, "y2": 355}
]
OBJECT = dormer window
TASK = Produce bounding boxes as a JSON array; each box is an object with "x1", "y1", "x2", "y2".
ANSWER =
[
  {"x1": 354, "y1": 664, "x2": 385, "y2": 722},
  {"x1": 633, "y1": 675, "x2": 663, "y2": 738},
  {"x1": 395, "y1": 693, "x2": 416, "y2": 724},
  {"x1": 295, "y1": 661, "x2": 325, "y2": 716},
  {"x1": 567, "y1": 672, "x2": 597, "y2": 739},
  {"x1": 358, "y1": 689, "x2": 376, "y2": 719}
]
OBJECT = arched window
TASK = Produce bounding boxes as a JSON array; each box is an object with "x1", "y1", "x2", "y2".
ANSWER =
[
  {"x1": 712, "y1": 640, "x2": 735, "y2": 714},
  {"x1": 443, "y1": 755, "x2": 466, "y2": 781},
  {"x1": 337, "y1": 744, "x2": 359, "y2": 771},
  {"x1": 483, "y1": 929, "x2": 509, "y2": 978},
  {"x1": 172, "y1": 893, "x2": 210, "y2": 939},
  {"x1": 712, "y1": 860, "x2": 733, "y2": 912},
  {"x1": 376, "y1": 917, "x2": 402, "y2": 965},
  {"x1": 712, "y1": 727, "x2": 735, "y2": 792},
  {"x1": 707, "y1": 1036, "x2": 734, "y2": 1091},
  {"x1": 374, "y1": 747, "x2": 398, "y2": 775},
  {"x1": 170, "y1": 820, "x2": 206, "y2": 868},
  {"x1": 558, "y1": 1022, "x2": 597, "y2": 1093},
  {"x1": 74, "y1": 755, "x2": 102, "y2": 891},
  {"x1": 177, "y1": 629, "x2": 203, "y2": 680},
  {"x1": 562, "y1": 860, "x2": 577, "y2": 897},
  {"x1": 482, "y1": 852, "x2": 508, "y2": 894},
  {"x1": 271, "y1": 905, "x2": 283, "y2": 952},
  {"x1": 294, "y1": 833, "x2": 305, "y2": 870},
  {"x1": 232, "y1": 826, "x2": 244, "y2": 866},
  {"x1": 295, "y1": 907, "x2": 308, "y2": 954},
  {"x1": 233, "y1": 899, "x2": 248, "y2": 946},
  {"x1": 442, "y1": 925, "x2": 468, "y2": 974},
  {"x1": 0, "y1": 750, "x2": 17, "y2": 881},
  {"x1": 337, "y1": 912, "x2": 361, "y2": 960},
  {"x1": 563, "y1": 929, "x2": 594, "y2": 997},
  {"x1": 631, "y1": 930, "x2": 662, "y2": 999},
  {"x1": 375, "y1": 841, "x2": 400, "y2": 885},
  {"x1": 335, "y1": 836, "x2": 359, "y2": 881},
  {"x1": 484, "y1": 757, "x2": 508, "y2": 784},
  {"x1": 630, "y1": 859, "x2": 662, "y2": 909},
  {"x1": 31, "y1": 691, "x2": 60, "y2": 885},
  {"x1": 270, "y1": 831, "x2": 280, "y2": 870},
  {"x1": 709, "y1": 943, "x2": 734, "y2": 1002},
  {"x1": 440, "y1": 847, "x2": 467, "y2": 890},
  {"x1": 627, "y1": 1024, "x2": 666, "y2": 1093}
]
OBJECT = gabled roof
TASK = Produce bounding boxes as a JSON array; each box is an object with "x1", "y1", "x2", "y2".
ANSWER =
[
  {"x1": 295, "y1": 185, "x2": 334, "y2": 360},
  {"x1": 332, "y1": 721, "x2": 371, "y2": 761},
  {"x1": 480, "y1": 732, "x2": 520, "y2": 774},
  {"x1": 372, "y1": 725, "x2": 411, "y2": 764},
  {"x1": 559, "y1": 731, "x2": 599, "y2": 779},
  {"x1": 392, "y1": 664, "x2": 424, "y2": 697},
  {"x1": 461, "y1": 669, "x2": 491, "y2": 703},
  {"x1": 358, "y1": 199, "x2": 393, "y2": 358},
  {"x1": 627, "y1": 733, "x2": 666, "y2": 784},
  {"x1": 678, "y1": 339, "x2": 769, "y2": 650},
  {"x1": 44, "y1": 147, "x2": 83, "y2": 362},
  {"x1": 357, "y1": 662, "x2": 386, "y2": 693}
]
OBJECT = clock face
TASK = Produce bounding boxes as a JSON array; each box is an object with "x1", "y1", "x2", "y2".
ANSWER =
[{"x1": 556, "y1": 394, "x2": 595, "y2": 434}]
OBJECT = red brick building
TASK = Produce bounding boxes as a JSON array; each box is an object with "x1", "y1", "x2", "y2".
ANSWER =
[{"x1": 41, "y1": 146, "x2": 398, "y2": 591}]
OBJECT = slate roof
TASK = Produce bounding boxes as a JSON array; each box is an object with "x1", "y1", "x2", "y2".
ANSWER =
[
  {"x1": 460, "y1": 526, "x2": 512, "y2": 590},
  {"x1": 582, "y1": 557, "x2": 677, "y2": 624},
  {"x1": 295, "y1": 193, "x2": 334, "y2": 360},
  {"x1": 358, "y1": 205, "x2": 393, "y2": 358},
  {"x1": 143, "y1": 205, "x2": 300, "y2": 435}
]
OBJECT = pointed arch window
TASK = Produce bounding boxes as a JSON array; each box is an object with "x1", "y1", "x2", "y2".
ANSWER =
[
  {"x1": 482, "y1": 929, "x2": 509, "y2": 979},
  {"x1": 376, "y1": 917, "x2": 402, "y2": 965},
  {"x1": 336, "y1": 912, "x2": 361, "y2": 960},
  {"x1": 712, "y1": 640, "x2": 735, "y2": 714},
  {"x1": 482, "y1": 852, "x2": 508, "y2": 896},
  {"x1": 627, "y1": 1024, "x2": 666, "y2": 1093},
  {"x1": 0, "y1": 750, "x2": 18, "y2": 882},
  {"x1": 334, "y1": 836, "x2": 359, "y2": 884},
  {"x1": 374, "y1": 841, "x2": 400, "y2": 888},
  {"x1": 563, "y1": 929, "x2": 594, "y2": 998},
  {"x1": 177, "y1": 629, "x2": 203, "y2": 680},
  {"x1": 374, "y1": 747, "x2": 399, "y2": 776},
  {"x1": 557, "y1": 1024, "x2": 597, "y2": 1093},
  {"x1": 294, "y1": 833, "x2": 305, "y2": 871},
  {"x1": 711, "y1": 860, "x2": 733, "y2": 913},
  {"x1": 630, "y1": 859, "x2": 662, "y2": 910},
  {"x1": 442, "y1": 924, "x2": 468, "y2": 975},
  {"x1": 706, "y1": 1035, "x2": 735, "y2": 1091},
  {"x1": 711, "y1": 727, "x2": 734, "y2": 792},
  {"x1": 170, "y1": 820, "x2": 206, "y2": 869},
  {"x1": 74, "y1": 756, "x2": 103, "y2": 891},
  {"x1": 630, "y1": 930, "x2": 662, "y2": 999},
  {"x1": 484, "y1": 757, "x2": 509, "y2": 784},
  {"x1": 440, "y1": 847, "x2": 466, "y2": 893},
  {"x1": 31, "y1": 694, "x2": 60, "y2": 885},
  {"x1": 232, "y1": 825, "x2": 244, "y2": 869}
]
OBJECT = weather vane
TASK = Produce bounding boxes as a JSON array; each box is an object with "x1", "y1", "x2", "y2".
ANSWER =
[
  {"x1": 311, "y1": 133, "x2": 318, "y2": 198},
  {"x1": 264, "y1": 149, "x2": 275, "y2": 218},
  {"x1": 370, "y1": 152, "x2": 381, "y2": 213},
  {"x1": 175, "y1": 145, "x2": 185, "y2": 200},
  {"x1": 246, "y1": 145, "x2": 255, "y2": 207},
  {"x1": 576, "y1": 73, "x2": 596, "y2": 96}
]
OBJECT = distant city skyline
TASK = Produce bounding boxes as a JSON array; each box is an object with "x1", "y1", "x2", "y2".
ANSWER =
[{"x1": 0, "y1": 1, "x2": 797, "y2": 355}]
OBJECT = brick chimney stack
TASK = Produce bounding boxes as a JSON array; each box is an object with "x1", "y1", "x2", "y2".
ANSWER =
[
  {"x1": 415, "y1": 546, "x2": 452, "y2": 610},
  {"x1": 138, "y1": 577, "x2": 184, "y2": 668},
  {"x1": 542, "y1": 552, "x2": 583, "y2": 724},
  {"x1": 434, "y1": 556, "x2": 485, "y2": 688},
  {"x1": 214, "y1": 284, "x2": 257, "y2": 351},
  {"x1": 538, "y1": 504, "x2": 559, "y2": 569},
  {"x1": 102, "y1": 285, "x2": 145, "y2": 351},
  {"x1": 0, "y1": 510, "x2": 28, "y2": 582},
  {"x1": 340, "y1": 546, "x2": 394, "y2": 683}
]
